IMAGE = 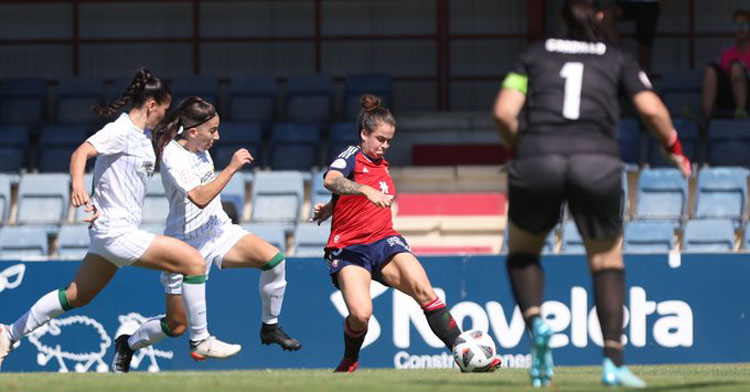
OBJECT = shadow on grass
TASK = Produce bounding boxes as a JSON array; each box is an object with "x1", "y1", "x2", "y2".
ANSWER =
[{"x1": 646, "y1": 381, "x2": 745, "y2": 391}]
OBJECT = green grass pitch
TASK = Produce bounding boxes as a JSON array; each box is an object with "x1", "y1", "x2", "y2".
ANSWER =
[{"x1": 2, "y1": 364, "x2": 749, "y2": 392}]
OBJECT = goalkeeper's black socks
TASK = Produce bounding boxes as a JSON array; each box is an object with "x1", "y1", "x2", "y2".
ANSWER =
[
  {"x1": 343, "y1": 316, "x2": 367, "y2": 360},
  {"x1": 594, "y1": 268, "x2": 625, "y2": 367},
  {"x1": 422, "y1": 298, "x2": 461, "y2": 349},
  {"x1": 506, "y1": 253, "x2": 545, "y2": 328}
]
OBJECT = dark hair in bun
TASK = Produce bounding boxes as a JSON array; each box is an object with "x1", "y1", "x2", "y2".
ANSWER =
[{"x1": 357, "y1": 94, "x2": 395, "y2": 138}]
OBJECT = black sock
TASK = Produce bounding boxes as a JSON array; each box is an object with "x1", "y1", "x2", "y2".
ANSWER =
[
  {"x1": 343, "y1": 316, "x2": 367, "y2": 360},
  {"x1": 262, "y1": 322, "x2": 278, "y2": 330},
  {"x1": 593, "y1": 268, "x2": 625, "y2": 367},
  {"x1": 422, "y1": 298, "x2": 461, "y2": 349},
  {"x1": 506, "y1": 253, "x2": 545, "y2": 328}
]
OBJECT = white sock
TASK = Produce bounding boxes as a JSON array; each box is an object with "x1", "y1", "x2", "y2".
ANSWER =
[
  {"x1": 9, "y1": 289, "x2": 69, "y2": 343},
  {"x1": 260, "y1": 259, "x2": 287, "y2": 325},
  {"x1": 127, "y1": 317, "x2": 168, "y2": 351},
  {"x1": 181, "y1": 275, "x2": 210, "y2": 342}
]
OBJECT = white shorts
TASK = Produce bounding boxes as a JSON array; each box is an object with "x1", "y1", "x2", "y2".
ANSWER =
[
  {"x1": 88, "y1": 227, "x2": 156, "y2": 268},
  {"x1": 160, "y1": 223, "x2": 248, "y2": 295}
]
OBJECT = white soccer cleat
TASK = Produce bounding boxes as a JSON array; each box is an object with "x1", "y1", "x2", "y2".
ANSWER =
[
  {"x1": 0, "y1": 324, "x2": 14, "y2": 371},
  {"x1": 190, "y1": 336, "x2": 241, "y2": 361}
]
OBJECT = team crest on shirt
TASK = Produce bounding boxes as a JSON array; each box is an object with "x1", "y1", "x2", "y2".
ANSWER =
[
  {"x1": 180, "y1": 169, "x2": 197, "y2": 184},
  {"x1": 140, "y1": 161, "x2": 155, "y2": 176}
]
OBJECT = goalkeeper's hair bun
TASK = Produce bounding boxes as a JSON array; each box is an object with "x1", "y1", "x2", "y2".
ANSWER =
[{"x1": 356, "y1": 94, "x2": 395, "y2": 137}]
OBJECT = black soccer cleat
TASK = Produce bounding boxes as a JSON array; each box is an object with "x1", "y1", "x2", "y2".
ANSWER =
[
  {"x1": 111, "y1": 334, "x2": 135, "y2": 373},
  {"x1": 260, "y1": 324, "x2": 301, "y2": 351}
]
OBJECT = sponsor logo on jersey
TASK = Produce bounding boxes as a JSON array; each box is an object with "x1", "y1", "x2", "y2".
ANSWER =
[
  {"x1": 140, "y1": 161, "x2": 155, "y2": 176},
  {"x1": 200, "y1": 171, "x2": 213, "y2": 184}
]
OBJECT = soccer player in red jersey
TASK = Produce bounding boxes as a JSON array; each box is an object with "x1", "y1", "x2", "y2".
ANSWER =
[{"x1": 312, "y1": 95, "x2": 500, "y2": 373}]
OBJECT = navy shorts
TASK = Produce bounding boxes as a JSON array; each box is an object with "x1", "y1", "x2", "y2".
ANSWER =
[{"x1": 325, "y1": 235, "x2": 412, "y2": 289}]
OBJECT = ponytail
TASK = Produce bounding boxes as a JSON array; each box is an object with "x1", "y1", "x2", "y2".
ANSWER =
[
  {"x1": 92, "y1": 68, "x2": 171, "y2": 117},
  {"x1": 561, "y1": 0, "x2": 604, "y2": 42},
  {"x1": 152, "y1": 96, "x2": 216, "y2": 162}
]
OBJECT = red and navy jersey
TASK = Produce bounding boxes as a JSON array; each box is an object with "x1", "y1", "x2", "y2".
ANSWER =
[{"x1": 325, "y1": 145, "x2": 400, "y2": 249}]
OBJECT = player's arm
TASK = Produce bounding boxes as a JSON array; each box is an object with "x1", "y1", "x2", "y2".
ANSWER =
[
  {"x1": 70, "y1": 142, "x2": 99, "y2": 221},
  {"x1": 493, "y1": 72, "x2": 528, "y2": 151},
  {"x1": 324, "y1": 170, "x2": 391, "y2": 208},
  {"x1": 632, "y1": 91, "x2": 691, "y2": 176},
  {"x1": 187, "y1": 148, "x2": 253, "y2": 209}
]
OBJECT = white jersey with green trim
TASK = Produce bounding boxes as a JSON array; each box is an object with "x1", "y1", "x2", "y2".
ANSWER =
[
  {"x1": 161, "y1": 140, "x2": 230, "y2": 241},
  {"x1": 87, "y1": 113, "x2": 156, "y2": 233}
]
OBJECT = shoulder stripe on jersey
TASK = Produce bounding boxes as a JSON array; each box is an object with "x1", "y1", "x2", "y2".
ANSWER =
[{"x1": 338, "y1": 146, "x2": 358, "y2": 159}]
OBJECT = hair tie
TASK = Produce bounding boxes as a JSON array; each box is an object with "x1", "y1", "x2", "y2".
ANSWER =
[{"x1": 176, "y1": 125, "x2": 184, "y2": 135}]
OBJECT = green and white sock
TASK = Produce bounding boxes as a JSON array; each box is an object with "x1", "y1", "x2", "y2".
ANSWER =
[
  {"x1": 9, "y1": 288, "x2": 71, "y2": 342},
  {"x1": 259, "y1": 254, "x2": 287, "y2": 325},
  {"x1": 182, "y1": 275, "x2": 210, "y2": 342}
]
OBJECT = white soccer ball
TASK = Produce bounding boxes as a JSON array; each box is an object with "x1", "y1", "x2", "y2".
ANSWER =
[{"x1": 452, "y1": 329, "x2": 497, "y2": 372}]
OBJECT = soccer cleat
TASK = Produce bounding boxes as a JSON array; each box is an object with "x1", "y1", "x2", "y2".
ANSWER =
[
  {"x1": 486, "y1": 356, "x2": 502, "y2": 372},
  {"x1": 260, "y1": 323, "x2": 301, "y2": 351},
  {"x1": 602, "y1": 358, "x2": 647, "y2": 388},
  {"x1": 0, "y1": 324, "x2": 13, "y2": 371},
  {"x1": 334, "y1": 357, "x2": 359, "y2": 373},
  {"x1": 111, "y1": 334, "x2": 135, "y2": 373},
  {"x1": 529, "y1": 318, "x2": 554, "y2": 388},
  {"x1": 189, "y1": 336, "x2": 242, "y2": 361}
]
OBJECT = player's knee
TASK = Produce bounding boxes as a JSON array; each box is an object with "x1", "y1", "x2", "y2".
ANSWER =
[
  {"x1": 348, "y1": 310, "x2": 371, "y2": 328},
  {"x1": 182, "y1": 253, "x2": 207, "y2": 276},
  {"x1": 506, "y1": 253, "x2": 541, "y2": 273},
  {"x1": 730, "y1": 61, "x2": 747, "y2": 78}
]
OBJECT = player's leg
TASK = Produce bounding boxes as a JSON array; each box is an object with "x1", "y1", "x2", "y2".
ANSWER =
[
  {"x1": 379, "y1": 252, "x2": 461, "y2": 350},
  {"x1": 1, "y1": 253, "x2": 117, "y2": 369},
  {"x1": 507, "y1": 155, "x2": 566, "y2": 387},
  {"x1": 701, "y1": 64, "x2": 720, "y2": 118},
  {"x1": 221, "y1": 230, "x2": 300, "y2": 351},
  {"x1": 135, "y1": 234, "x2": 240, "y2": 360},
  {"x1": 334, "y1": 265, "x2": 372, "y2": 372},
  {"x1": 729, "y1": 61, "x2": 749, "y2": 117},
  {"x1": 568, "y1": 154, "x2": 645, "y2": 388},
  {"x1": 112, "y1": 294, "x2": 186, "y2": 373}
]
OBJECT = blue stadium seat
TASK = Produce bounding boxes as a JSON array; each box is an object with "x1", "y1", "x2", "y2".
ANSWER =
[
  {"x1": 0, "y1": 78, "x2": 47, "y2": 131},
  {"x1": 656, "y1": 69, "x2": 703, "y2": 92},
  {"x1": 212, "y1": 122, "x2": 263, "y2": 170},
  {"x1": 142, "y1": 174, "x2": 168, "y2": 224},
  {"x1": 241, "y1": 223, "x2": 287, "y2": 253},
  {"x1": 73, "y1": 174, "x2": 94, "y2": 224},
  {"x1": 170, "y1": 75, "x2": 219, "y2": 106},
  {"x1": 293, "y1": 222, "x2": 330, "y2": 257},
  {"x1": 743, "y1": 225, "x2": 750, "y2": 250},
  {"x1": 623, "y1": 220, "x2": 675, "y2": 253},
  {"x1": 284, "y1": 75, "x2": 333, "y2": 125},
  {"x1": 682, "y1": 219, "x2": 735, "y2": 252},
  {"x1": 269, "y1": 123, "x2": 320, "y2": 170},
  {"x1": 17, "y1": 173, "x2": 69, "y2": 226},
  {"x1": 310, "y1": 169, "x2": 331, "y2": 214},
  {"x1": 693, "y1": 167, "x2": 749, "y2": 226},
  {"x1": 55, "y1": 78, "x2": 104, "y2": 125},
  {"x1": 328, "y1": 122, "x2": 360, "y2": 163},
  {"x1": 57, "y1": 225, "x2": 90, "y2": 259},
  {"x1": 707, "y1": 119, "x2": 750, "y2": 167},
  {"x1": 647, "y1": 118, "x2": 700, "y2": 166},
  {"x1": 0, "y1": 125, "x2": 29, "y2": 172},
  {"x1": 37, "y1": 125, "x2": 89, "y2": 173},
  {"x1": 618, "y1": 118, "x2": 642, "y2": 165},
  {"x1": 0, "y1": 175, "x2": 11, "y2": 224},
  {"x1": 663, "y1": 91, "x2": 701, "y2": 117},
  {"x1": 0, "y1": 226, "x2": 49, "y2": 258},
  {"x1": 560, "y1": 221, "x2": 585, "y2": 254},
  {"x1": 343, "y1": 73, "x2": 393, "y2": 121},
  {"x1": 633, "y1": 168, "x2": 688, "y2": 224},
  {"x1": 621, "y1": 171, "x2": 629, "y2": 220},
  {"x1": 227, "y1": 75, "x2": 277, "y2": 127},
  {"x1": 220, "y1": 173, "x2": 246, "y2": 222},
  {"x1": 250, "y1": 171, "x2": 304, "y2": 223}
]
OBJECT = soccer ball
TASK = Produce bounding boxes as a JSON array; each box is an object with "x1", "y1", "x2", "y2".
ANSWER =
[{"x1": 452, "y1": 329, "x2": 498, "y2": 372}]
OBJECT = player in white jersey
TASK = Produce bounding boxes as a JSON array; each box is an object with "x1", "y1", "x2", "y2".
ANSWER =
[
  {"x1": 111, "y1": 96, "x2": 300, "y2": 372},
  {"x1": 0, "y1": 69, "x2": 240, "y2": 372}
]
